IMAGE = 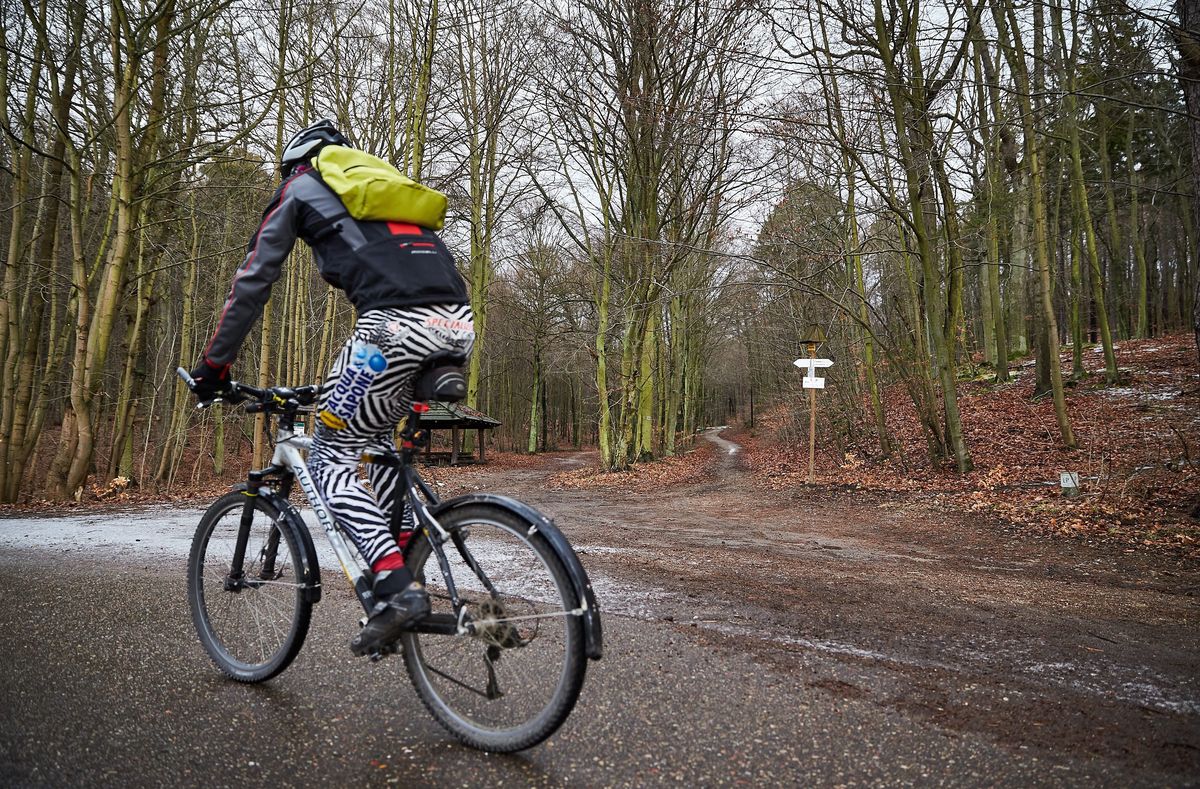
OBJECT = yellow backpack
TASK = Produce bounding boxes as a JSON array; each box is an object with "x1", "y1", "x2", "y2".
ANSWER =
[{"x1": 311, "y1": 146, "x2": 447, "y2": 230}]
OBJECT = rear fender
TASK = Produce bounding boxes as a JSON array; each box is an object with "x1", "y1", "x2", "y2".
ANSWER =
[{"x1": 430, "y1": 493, "x2": 603, "y2": 660}]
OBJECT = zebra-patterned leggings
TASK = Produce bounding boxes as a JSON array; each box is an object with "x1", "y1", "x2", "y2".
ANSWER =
[{"x1": 308, "y1": 304, "x2": 475, "y2": 568}]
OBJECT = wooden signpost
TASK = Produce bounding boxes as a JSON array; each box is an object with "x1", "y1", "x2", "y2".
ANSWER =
[{"x1": 793, "y1": 324, "x2": 831, "y2": 484}]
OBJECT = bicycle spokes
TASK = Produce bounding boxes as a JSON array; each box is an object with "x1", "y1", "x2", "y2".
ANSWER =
[
  {"x1": 189, "y1": 491, "x2": 313, "y2": 682},
  {"x1": 451, "y1": 529, "x2": 499, "y2": 598},
  {"x1": 399, "y1": 504, "x2": 587, "y2": 752}
]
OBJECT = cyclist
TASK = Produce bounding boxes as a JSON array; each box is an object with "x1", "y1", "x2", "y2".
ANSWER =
[{"x1": 187, "y1": 119, "x2": 475, "y2": 656}]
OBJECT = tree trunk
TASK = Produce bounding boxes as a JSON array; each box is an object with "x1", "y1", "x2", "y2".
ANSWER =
[
  {"x1": 1068, "y1": 103, "x2": 1119, "y2": 382},
  {"x1": 996, "y1": 1, "x2": 1077, "y2": 449},
  {"x1": 1128, "y1": 125, "x2": 1150, "y2": 338},
  {"x1": 1069, "y1": 207, "x2": 1085, "y2": 379},
  {"x1": 635, "y1": 309, "x2": 657, "y2": 461},
  {"x1": 108, "y1": 234, "x2": 159, "y2": 481},
  {"x1": 0, "y1": 1, "x2": 45, "y2": 499},
  {"x1": 1097, "y1": 119, "x2": 1128, "y2": 338},
  {"x1": 527, "y1": 345, "x2": 540, "y2": 454},
  {"x1": 405, "y1": 0, "x2": 439, "y2": 180},
  {"x1": 874, "y1": 0, "x2": 971, "y2": 470}
]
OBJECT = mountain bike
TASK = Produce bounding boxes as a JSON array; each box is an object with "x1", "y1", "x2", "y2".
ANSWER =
[{"x1": 175, "y1": 358, "x2": 602, "y2": 753}]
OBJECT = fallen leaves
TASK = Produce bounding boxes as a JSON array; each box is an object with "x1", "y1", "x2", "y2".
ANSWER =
[{"x1": 737, "y1": 334, "x2": 1200, "y2": 557}]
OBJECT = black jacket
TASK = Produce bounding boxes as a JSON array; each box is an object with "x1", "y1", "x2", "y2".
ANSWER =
[{"x1": 203, "y1": 167, "x2": 468, "y2": 366}]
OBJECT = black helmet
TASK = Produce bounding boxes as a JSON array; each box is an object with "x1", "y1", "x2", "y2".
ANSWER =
[{"x1": 280, "y1": 118, "x2": 352, "y2": 176}]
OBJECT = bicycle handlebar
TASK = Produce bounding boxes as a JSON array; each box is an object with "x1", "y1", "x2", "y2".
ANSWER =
[{"x1": 174, "y1": 367, "x2": 317, "y2": 412}]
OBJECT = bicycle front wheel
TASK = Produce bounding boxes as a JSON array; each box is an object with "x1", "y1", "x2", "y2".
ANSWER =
[
  {"x1": 187, "y1": 491, "x2": 313, "y2": 682},
  {"x1": 400, "y1": 503, "x2": 587, "y2": 752}
]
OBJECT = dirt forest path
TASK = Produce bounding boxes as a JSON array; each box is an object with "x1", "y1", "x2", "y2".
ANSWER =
[
  {"x1": 699, "y1": 426, "x2": 744, "y2": 473},
  {"x1": 1, "y1": 432, "x2": 1196, "y2": 784},
  {"x1": 433, "y1": 430, "x2": 1200, "y2": 778}
]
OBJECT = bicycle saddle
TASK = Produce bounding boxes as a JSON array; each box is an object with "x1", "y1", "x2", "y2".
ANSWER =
[{"x1": 413, "y1": 351, "x2": 468, "y2": 403}]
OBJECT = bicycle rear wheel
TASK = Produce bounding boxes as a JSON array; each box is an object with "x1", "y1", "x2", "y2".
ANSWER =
[
  {"x1": 187, "y1": 491, "x2": 313, "y2": 682},
  {"x1": 400, "y1": 503, "x2": 587, "y2": 752}
]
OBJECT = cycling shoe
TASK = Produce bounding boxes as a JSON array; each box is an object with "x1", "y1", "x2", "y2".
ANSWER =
[{"x1": 350, "y1": 582, "x2": 430, "y2": 657}]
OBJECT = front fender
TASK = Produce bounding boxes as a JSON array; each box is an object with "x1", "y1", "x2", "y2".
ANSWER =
[
  {"x1": 233, "y1": 483, "x2": 323, "y2": 603},
  {"x1": 430, "y1": 493, "x2": 603, "y2": 660}
]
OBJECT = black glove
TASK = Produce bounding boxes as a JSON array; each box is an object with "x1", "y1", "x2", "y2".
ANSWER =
[{"x1": 188, "y1": 357, "x2": 233, "y2": 401}]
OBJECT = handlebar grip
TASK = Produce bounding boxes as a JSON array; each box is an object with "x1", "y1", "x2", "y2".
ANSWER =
[
  {"x1": 175, "y1": 368, "x2": 313, "y2": 412},
  {"x1": 178, "y1": 366, "x2": 243, "y2": 408},
  {"x1": 294, "y1": 385, "x2": 320, "y2": 405}
]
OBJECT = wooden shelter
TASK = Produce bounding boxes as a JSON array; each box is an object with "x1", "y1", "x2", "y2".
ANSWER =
[{"x1": 416, "y1": 402, "x2": 501, "y2": 465}]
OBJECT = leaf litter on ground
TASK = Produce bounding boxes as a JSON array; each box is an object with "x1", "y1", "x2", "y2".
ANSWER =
[{"x1": 735, "y1": 334, "x2": 1199, "y2": 557}]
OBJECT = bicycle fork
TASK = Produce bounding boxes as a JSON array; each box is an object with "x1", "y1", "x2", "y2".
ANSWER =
[{"x1": 226, "y1": 470, "x2": 269, "y2": 592}]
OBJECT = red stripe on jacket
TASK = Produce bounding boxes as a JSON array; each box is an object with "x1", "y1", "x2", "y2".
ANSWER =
[{"x1": 203, "y1": 177, "x2": 297, "y2": 360}]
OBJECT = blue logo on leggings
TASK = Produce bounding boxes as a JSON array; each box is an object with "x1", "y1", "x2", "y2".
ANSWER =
[
  {"x1": 319, "y1": 342, "x2": 387, "y2": 429},
  {"x1": 355, "y1": 343, "x2": 388, "y2": 373}
]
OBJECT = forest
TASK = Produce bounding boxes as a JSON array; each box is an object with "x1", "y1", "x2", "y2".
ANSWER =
[{"x1": 1, "y1": 0, "x2": 1197, "y2": 503}]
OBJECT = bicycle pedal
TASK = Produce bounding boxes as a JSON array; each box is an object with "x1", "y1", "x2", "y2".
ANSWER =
[{"x1": 367, "y1": 642, "x2": 401, "y2": 662}]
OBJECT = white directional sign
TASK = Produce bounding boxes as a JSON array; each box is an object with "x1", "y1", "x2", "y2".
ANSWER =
[
  {"x1": 794, "y1": 353, "x2": 834, "y2": 484},
  {"x1": 793, "y1": 357, "x2": 834, "y2": 380}
]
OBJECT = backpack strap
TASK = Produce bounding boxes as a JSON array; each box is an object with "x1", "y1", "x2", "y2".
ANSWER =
[{"x1": 304, "y1": 168, "x2": 351, "y2": 240}]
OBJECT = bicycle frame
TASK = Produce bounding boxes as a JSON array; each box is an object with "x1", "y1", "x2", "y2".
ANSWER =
[
  {"x1": 274, "y1": 428, "x2": 366, "y2": 596},
  {"x1": 241, "y1": 418, "x2": 482, "y2": 640}
]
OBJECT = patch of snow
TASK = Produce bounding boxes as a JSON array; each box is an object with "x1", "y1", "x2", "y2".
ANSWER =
[
  {"x1": 1027, "y1": 661, "x2": 1077, "y2": 674},
  {"x1": 0, "y1": 505, "x2": 671, "y2": 624},
  {"x1": 1144, "y1": 389, "x2": 1182, "y2": 401},
  {"x1": 573, "y1": 544, "x2": 632, "y2": 555},
  {"x1": 1118, "y1": 682, "x2": 1200, "y2": 715},
  {"x1": 0, "y1": 507, "x2": 203, "y2": 557},
  {"x1": 582, "y1": 572, "x2": 678, "y2": 619},
  {"x1": 702, "y1": 429, "x2": 743, "y2": 456},
  {"x1": 1023, "y1": 658, "x2": 1200, "y2": 716},
  {"x1": 701, "y1": 621, "x2": 958, "y2": 671},
  {"x1": 1099, "y1": 386, "x2": 1184, "y2": 402}
]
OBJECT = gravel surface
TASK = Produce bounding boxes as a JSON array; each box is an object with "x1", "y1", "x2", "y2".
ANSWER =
[{"x1": 1, "y1": 435, "x2": 1197, "y2": 786}]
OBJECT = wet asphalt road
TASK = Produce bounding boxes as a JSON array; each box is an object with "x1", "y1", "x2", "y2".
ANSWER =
[{"x1": 0, "y1": 512, "x2": 1191, "y2": 787}]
